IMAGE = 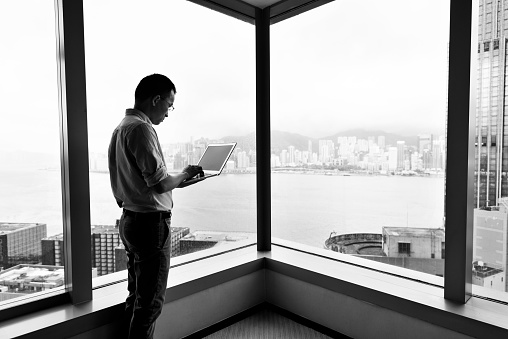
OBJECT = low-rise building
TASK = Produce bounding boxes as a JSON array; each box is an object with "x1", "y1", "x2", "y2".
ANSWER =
[
  {"x1": 0, "y1": 264, "x2": 64, "y2": 302},
  {"x1": 472, "y1": 261, "x2": 505, "y2": 292},
  {"x1": 382, "y1": 227, "x2": 445, "y2": 259}
]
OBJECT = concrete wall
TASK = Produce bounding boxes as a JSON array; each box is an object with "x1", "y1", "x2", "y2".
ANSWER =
[
  {"x1": 69, "y1": 271, "x2": 265, "y2": 339},
  {"x1": 265, "y1": 271, "x2": 473, "y2": 339}
]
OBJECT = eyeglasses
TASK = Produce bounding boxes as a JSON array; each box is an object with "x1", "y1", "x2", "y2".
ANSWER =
[{"x1": 161, "y1": 98, "x2": 175, "y2": 111}]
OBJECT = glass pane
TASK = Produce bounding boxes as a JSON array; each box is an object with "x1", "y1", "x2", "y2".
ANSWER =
[
  {"x1": 472, "y1": 0, "x2": 508, "y2": 300},
  {"x1": 0, "y1": 1, "x2": 65, "y2": 304},
  {"x1": 83, "y1": 1, "x2": 256, "y2": 283},
  {"x1": 271, "y1": 0, "x2": 449, "y2": 279}
]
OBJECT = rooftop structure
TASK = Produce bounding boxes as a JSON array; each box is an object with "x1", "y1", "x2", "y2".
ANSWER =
[
  {"x1": 326, "y1": 229, "x2": 446, "y2": 276},
  {"x1": 0, "y1": 264, "x2": 64, "y2": 301},
  {"x1": 472, "y1": 261, "x2": 505, "y2": 292},
  {"x1": 383, "y1": 227, "x2": 445, "y2": 238},
  {"x1": 382, "y1": 227, "x2": 445, "y2": 260},
  {"x1": 324, "y1": 233, "x2": 384, "y2": 255}
]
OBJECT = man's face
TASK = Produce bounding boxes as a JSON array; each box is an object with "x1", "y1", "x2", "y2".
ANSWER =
[{"x1": 152, "y1": 90, "x2": 175, "y2": 125}]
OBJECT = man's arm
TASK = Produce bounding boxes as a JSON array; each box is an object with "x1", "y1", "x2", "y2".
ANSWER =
[
  {"x1": 153, "y1": 165, "x2": 203, "y2": 194},
  {"x1": 153, "y1": 172, "x2": 189, "y2": 194}
]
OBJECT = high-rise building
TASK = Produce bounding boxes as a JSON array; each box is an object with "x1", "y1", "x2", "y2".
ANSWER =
[
  {"x1": 41, "y1": 234, "x2": 64, "y2": 266},
  {"x1": 476, "y1": 0, "x2": 508, "y2": 207},
  {"x1": 91, "y1": 225, "x2": 121, "y2": 276},
  {"x1": 0, "y1": 223, "x2": 47, "y2": 269},
  {"x1": 288, "y1": 145, "x2": 295, "y2": 165},
  {"x1": 396, "y1": 141, "x2": 405, "y2": 170},
  {"x1": 388, "y1": 147, "x2": 397, "y2": 171},
  {"x1": 377, "y1": 135, "x2": 385, "y2": 150},
  {"x1": 418, "y1": 134, "x2": 433, "y2": 155}
]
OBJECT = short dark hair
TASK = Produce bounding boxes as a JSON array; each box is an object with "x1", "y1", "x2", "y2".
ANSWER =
[{"x1": 134, "y1": 74, "x2": 176, "y2": 102}]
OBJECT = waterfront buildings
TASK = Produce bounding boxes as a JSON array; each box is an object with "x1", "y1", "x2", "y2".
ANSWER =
[{"x1": 0, "y1": 223, "x2": 47, "y2": 269}]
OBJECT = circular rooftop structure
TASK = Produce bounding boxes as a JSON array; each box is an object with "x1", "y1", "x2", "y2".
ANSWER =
[{"x1": 325, "y1": 233, "x2": 384, "y2": 256}]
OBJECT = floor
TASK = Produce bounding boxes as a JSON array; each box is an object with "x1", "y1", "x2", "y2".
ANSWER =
[{"x1": 200, "y1": 306, "x2": 350, "y2": 339}]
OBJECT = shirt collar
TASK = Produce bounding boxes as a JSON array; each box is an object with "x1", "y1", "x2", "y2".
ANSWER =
[{"x1": 126, "y1": 108, "x2": 151, "y2": 125}]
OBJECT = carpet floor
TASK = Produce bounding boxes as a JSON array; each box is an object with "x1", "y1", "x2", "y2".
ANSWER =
[{"x1": 202, "y1": 307, "x2": 348, "y2": 339}]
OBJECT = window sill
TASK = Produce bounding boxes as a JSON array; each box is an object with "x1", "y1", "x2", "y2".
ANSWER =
[{"x1": 1, "y1": 241, "x2": 507, "y2": 338}]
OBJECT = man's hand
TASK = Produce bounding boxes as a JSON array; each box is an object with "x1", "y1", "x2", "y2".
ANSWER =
[{"x1": 182, "y1": 165, "x2": 204, "y2": 180}]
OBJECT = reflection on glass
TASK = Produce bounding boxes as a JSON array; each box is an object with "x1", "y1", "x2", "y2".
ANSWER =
[
  {"x1": 0, "y1": 1, "x2": 65, "y2": 303},
  {"x1": 472, "y1": 0, "x2": 508, "y2": 299},
  {"x1": 271, "y1": 0, "x2": 449, "y2": 278},
  {"x1": 83, "y1": 1, "x2": 256, "y2": 280}
]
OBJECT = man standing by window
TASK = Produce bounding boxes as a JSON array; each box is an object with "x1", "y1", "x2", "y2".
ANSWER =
[{"x1": 108, "y1": 74, "x2": 202, "y2": 338}]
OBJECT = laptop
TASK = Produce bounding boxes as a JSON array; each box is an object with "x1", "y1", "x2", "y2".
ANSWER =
[{"x1": 178, "y1": 142, "x2": 237, "y2": 188}]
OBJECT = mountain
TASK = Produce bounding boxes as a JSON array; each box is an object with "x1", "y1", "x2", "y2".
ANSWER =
[{"x1": 222, "y1": 129, "x2": 414, "y2": 153}]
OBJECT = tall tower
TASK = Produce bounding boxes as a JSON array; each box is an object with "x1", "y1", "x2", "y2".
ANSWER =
[
  {"x1": 396, "y1": 141, "x2": 405, "y2": 170},
  {"x1": 476, "y1": 0, "x2": 508, "y2": 208}
]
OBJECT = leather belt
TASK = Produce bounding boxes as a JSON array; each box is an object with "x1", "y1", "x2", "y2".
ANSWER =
[{"x1": 123, "y1": 209, "x2": 172, "y2": 222}]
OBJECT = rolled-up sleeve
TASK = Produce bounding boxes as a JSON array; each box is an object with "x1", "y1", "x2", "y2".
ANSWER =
[{"x1": 127, "y1": 124, "x2": 168, "y2": 187}]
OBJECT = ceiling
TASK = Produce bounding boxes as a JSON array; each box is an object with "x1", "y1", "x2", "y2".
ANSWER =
[
  {"x1": 238, "y1": 0, "x2": 281, "y2": 9},
  {"x1": 189, "y1": 0, "x2": 333, "y2": 24}
]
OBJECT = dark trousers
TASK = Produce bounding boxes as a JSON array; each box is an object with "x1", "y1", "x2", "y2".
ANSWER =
[{"x1": 119, "y1": 210, "x2": 171, "y2": 339}]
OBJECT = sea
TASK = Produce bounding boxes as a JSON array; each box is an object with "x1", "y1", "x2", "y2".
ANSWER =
[{"x1": 0, "y1": 169, "x2": 445, "y2": 249}]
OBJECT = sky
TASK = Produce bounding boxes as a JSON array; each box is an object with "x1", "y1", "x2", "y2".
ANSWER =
[{"x1": 0, "y1": 0, "x2": 450, "y2": 154}]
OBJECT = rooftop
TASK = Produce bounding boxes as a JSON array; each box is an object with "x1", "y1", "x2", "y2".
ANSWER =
[
  {"x1": 383, "y1": 227, "x2": 445, "y2": 238},
  {"x1": 90, "y1": 225, "x2": 118, "y2": 234},
  {"x1": 473, "y1": 261, "x2": 504, "y2": 278},
  {"x1": 43, "y1": 233, "x2": 64, "y2": 241},
  {"x1": 0, "y1": 223, "x2": 46, "y2": 235},
  {"x1": 0, "y1": 265, "x2": 65, "y2": 291}
]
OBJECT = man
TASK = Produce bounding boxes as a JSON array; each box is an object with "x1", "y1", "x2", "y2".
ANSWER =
[{"x1": 108, "y1": 74, "x2": 203, "y2": 339}]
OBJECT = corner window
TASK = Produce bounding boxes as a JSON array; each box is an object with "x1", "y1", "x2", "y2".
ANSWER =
[
  {"x1": 271, "y1": 0, "x2": 448, "y2": 280},
  {"x1": 83, "y1": 1, "x2": 256, "y2": 284}
]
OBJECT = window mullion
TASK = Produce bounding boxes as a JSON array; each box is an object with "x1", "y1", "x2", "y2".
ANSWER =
[
  {"x1": 444, "y1": 0, "x2": 478, "y2": 303},
  {"x1": 256, "y1": 7, "x2": 271, "y2": 252},
  {"x1": 55, "y1": 0, "x2": 92, "y2": 304}
]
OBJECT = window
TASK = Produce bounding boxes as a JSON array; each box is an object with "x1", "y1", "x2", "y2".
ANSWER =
[
  {"x1": 0, "y1": 0, "x2": 65, "y2": 305},
  {"x1": 83, "y1": 1, "x2": 256, "y2": 283},
  {"x1": 398, "y1": 242, "x2": 411, "y2": 255},
  {"x1": 271, "y1": 0, "x2": 449, "y2": 280}
]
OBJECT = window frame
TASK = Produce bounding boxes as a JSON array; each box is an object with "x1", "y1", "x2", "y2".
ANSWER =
[{"x1": 0, "y1": 0, "x2": 491, "y2": 325}]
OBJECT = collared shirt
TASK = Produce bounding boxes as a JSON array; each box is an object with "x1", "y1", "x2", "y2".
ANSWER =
[{"x1": 108, "y1": 108, "x2": 172, "y2": 212}]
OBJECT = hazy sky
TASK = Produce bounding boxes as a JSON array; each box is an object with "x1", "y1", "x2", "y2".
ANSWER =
[{"x1": 0, "y1": 0, "x2": 450, "y2": 154}]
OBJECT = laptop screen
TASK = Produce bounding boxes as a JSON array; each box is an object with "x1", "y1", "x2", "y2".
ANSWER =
[{"x1": 198, "y1": 143, "x2": 236, "y2": 173}]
